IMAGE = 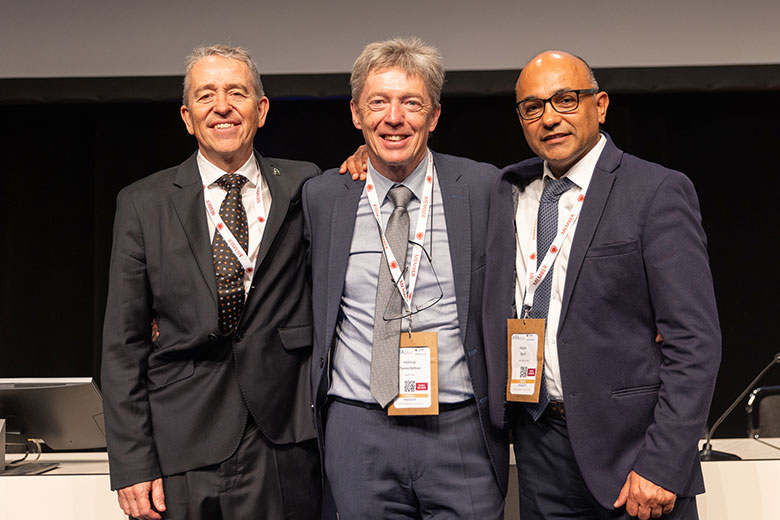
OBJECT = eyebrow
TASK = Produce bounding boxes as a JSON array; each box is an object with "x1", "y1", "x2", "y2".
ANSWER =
[
  {"x1": 517, "y1": 88, "x2": 575, "y2": 103},
  {"x1": 194, "y1": 83, "x2": 251, "y2": 94}
]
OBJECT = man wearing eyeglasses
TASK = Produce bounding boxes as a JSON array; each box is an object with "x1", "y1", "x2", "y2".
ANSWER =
[
  {"x1": 483, "y1": 50, "x2": 721, "y2": 520},
  {"x1": 303, "y1": 37, "x2": 507, "y2": 518}
]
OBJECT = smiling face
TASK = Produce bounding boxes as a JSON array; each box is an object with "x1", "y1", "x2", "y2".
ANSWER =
[
  {"x1": 180, "y1": 55, "x2": 269, "y2": 172},
  {"x1": 516, "y1": 51, "x2": 609, "y2": 177},
  {"x1": 351, "y1": 67, "x2": 441, "y2": 181}
]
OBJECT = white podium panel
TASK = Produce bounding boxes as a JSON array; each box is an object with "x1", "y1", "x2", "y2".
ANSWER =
[{"x1": 1, "y1": 452, "x2": 123, "y2": 520}]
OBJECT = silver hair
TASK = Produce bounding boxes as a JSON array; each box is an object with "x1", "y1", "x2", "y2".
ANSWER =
[
  {"x1": 182, "y1": 44, "x2": 264, "y2": 106},
  {"x1": 350, "y1": 36, "x2": 445, "y2": 107}
]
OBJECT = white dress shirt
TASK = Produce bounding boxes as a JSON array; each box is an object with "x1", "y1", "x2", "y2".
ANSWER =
[
  {"x1": 197, "y1": 151, "x2": 272, "y2": 295},
  {"x1": 514, "y1": 134, "x2": 606, "y2": 401}
]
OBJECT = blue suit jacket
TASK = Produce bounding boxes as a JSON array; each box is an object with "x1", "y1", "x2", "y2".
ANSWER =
[
  {"x1": 483, "y1": 137, "x2": 721, "y2": 507},
  {"x1": 303, "y1": 151, "x2": 509, "y2": 494}
]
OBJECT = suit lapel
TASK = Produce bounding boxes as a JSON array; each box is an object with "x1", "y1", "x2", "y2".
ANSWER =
[
  {"x1": 558, "y1": 140, "x2": 621, "y2": 328},
  {"x1": 435, "y1": 153, "x2": 471, "y2": 344},
  {"x1": 254, "y1": 155, "x2": 290, "y2": 272},
  {"x1": 171, "y1": 153, "x2": 218, "y2": 302},
  {"x1": 325, "y1": 177, "x2": 363, "y2": 350}
]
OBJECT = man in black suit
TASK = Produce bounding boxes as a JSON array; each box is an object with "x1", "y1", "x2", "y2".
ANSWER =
[{"x1": 101, "y1": 44, "x2": 320, "y2": 520}]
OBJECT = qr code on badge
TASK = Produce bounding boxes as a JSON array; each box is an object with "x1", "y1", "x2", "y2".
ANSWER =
[
  {"x1": 404, "y1": 381, "x2": 416, "y2": 393},
  {"x1": 517, "y1": 367, "x2": 528, "y2": 378}
]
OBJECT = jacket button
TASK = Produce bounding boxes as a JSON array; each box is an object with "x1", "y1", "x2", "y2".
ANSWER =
[
  {"x1": 208, "y1": 333, "x2": 219, "y2": 341},
  {"x1": 234, "y1": 333, "x2": 244, "y2": 342},
  {"x1": 319, "y1": 358, "x2": 325, "y2": 368}
]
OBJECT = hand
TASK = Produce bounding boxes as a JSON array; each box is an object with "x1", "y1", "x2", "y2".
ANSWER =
[
  {"x1": 614, "y1": 470, "x2": 675, "y2": 520},
  {"x1": 338, "y1": 144, "x2": 368, "y2": 181},
  {"x1": 655, "y1": 330, "x2": 663, "y2": 344},
  {"x1": 151, "y1": 318, "x2": 160, "y2": 342},
  {"x1": 117, "y1": 478, "x2": 166, "y2": 520}
]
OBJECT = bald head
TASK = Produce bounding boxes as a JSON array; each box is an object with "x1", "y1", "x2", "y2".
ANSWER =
[
  {"x1": 517, "y1": 51, "x2": 597, "y2": 92},
  {"x1": 514, "y1": 50, "x2": 609, "y2": 177}
]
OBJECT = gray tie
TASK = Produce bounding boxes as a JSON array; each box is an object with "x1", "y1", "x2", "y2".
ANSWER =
[
  {"x1": 370, "y1": 185, "x2": 413, "y2": 408},
  {"x1": 525, "y1": 176, "x2": 573, "y2": 420}
]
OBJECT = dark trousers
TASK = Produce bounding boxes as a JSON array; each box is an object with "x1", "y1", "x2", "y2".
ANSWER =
[
  {"x1": 324, "y1": 399, "x2": 504, "y2": 520},
  {"x1": 512, "y1": 409, "x2": 698, "y2": 520},
  {"x1": 160, "y1": 417, "x2": 321, "y2": 520}
]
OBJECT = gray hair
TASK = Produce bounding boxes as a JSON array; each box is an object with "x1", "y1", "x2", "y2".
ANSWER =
[
  {"x1": 350, "y1": 36, "x2": 445, "y2": 107},
  {"x1": 182, "y1": 44, "x2": 265, "y2": 106}
]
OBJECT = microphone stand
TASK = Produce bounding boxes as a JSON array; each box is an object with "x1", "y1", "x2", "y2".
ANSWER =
[{"x1": 699, "y1": 353, "x2": 780, "y2": 461}]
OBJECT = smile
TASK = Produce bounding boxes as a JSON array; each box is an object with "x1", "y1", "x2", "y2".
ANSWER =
[
  {"x1": 214, "y1": 123, "x2": 237, "y2": 129},
  {"x1": 542, "y1": 133, "x2": 569, "y2": 142},
  {"x1": 383, "y1": 135, "x2": 409, "y2": 142}
]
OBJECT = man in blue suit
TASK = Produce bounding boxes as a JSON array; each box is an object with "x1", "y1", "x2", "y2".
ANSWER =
[
  {"x1": 304, "y1": 37, "x2": 507, "y2": 519},
  {"x1": 483, "y1": 51, "x2": 721, "y2": 519}
]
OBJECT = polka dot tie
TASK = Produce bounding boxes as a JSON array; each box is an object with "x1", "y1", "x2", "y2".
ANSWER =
[{"x1": 213, "y1": 173, "x2": 249, "y2": 335}]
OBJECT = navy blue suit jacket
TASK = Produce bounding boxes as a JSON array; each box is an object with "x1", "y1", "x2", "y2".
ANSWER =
[
  {"x1": 483, "y1": 137, "x2": 721, "y2": 507},
  {"x1": 303, "y1": 151, "x2": 508, "y2": 494}
]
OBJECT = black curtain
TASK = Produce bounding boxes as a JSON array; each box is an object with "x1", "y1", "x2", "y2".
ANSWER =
[{"x1": 1, "y1": 70, "x2": 778, "y2": 439}]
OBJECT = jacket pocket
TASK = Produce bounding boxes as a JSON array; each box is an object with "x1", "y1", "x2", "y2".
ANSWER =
[
  {"x1": 279, "y1": 325, "x2": 313, "y2": 351},
  {"x1": 611, "y1": 383, "x2": 661, "y2": 398},
  {"x1": 147, "y1": 359, "x2": 195, "y2": 390},
  {"x1": 585, "y1": 239, "x2": 639, "y2": 258}
]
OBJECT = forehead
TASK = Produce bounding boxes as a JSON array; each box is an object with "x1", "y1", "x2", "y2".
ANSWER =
[
  {"x1": 189, "y1": 55, "x2": 253, "y2": 88},
  {"x1": 362, "y1": 67, "x2": 429, "y2": 99},
  {"x1": 516, "y1": 56, "x2": 589, "y2": 99}
]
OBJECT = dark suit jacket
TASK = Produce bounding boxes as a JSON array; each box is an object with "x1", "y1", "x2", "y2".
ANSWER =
[
  {"x1": 483, "y1": 136, "x2": 721, "y2": 507},
  {"x1": 303, "y1": 152, "x2": 509, "y2": 494},
  {"x1": 101, "y1": 151, "x2": 319, "y2": 490}
]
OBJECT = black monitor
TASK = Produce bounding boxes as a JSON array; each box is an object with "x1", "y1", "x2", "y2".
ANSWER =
[{"x1": 0, "y1": 378, "x2": 105, "y2": 451}]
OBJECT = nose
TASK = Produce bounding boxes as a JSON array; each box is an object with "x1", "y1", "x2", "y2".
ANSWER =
[
  {"x1": 214, "y1": 91, "x2": 231, "y2": 114},
  {"x1": 385, "y1": 100, "x2": 404, "y2": 125},
  {"x1": 540, "y1": 100, "x2": 561, "y2": 127}
]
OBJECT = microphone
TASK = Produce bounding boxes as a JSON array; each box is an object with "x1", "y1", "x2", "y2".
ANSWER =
[{"x1": 699, "y1": 352, "x2": 780, "y2": 461}]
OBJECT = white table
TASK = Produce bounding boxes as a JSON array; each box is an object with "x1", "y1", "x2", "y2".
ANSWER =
[{"x1": 1, "y1": 452, "x2": 123, "y2": 520}]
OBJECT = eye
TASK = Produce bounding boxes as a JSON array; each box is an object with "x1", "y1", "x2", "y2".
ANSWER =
[
  {"x1": 367, "y1": 99, "x2": 388, "y2": 111},
  {"x1": 404, "y1": 100, "x2": 424, "y2": 112},
  {"x1": 522, "y1": 100, "x2": 543, "y2": 114},
  {"x1": 229, "y1": 90, "x2": 248, "y2": 99},
  {"x1": 555, "y1": 93, "x2": 578, "y2": 108}
]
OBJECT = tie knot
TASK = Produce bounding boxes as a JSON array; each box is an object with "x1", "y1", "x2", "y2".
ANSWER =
[
  {"x1": 217, "y1": 173, "x2": 249, "y2": 192},
  {"x1": 540, "y1": 176, "x2": 574, "y2": 203},
  {"x1": 387, "y1": 185, "x2": 413, "y2": 209}
]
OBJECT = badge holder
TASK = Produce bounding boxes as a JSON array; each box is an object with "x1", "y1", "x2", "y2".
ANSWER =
[
  {"x1": 506, "y1": 318, "x2": 545, "y2": 403},
  {"x1": 389, "y1": 332, "x2": 439, "y2": 416}
]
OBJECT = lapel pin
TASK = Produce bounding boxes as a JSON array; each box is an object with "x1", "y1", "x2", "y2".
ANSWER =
[{"x1": 273, "y1": 167, "x2": 281, "y2": 176}]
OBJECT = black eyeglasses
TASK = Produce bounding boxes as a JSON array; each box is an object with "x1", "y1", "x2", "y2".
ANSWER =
[
  {"x1": 516, "y1": 88, "x2": 599, "y2": 121},
  {"x1": 381, "y1": 241, "x2": 443, "y2": 323}
]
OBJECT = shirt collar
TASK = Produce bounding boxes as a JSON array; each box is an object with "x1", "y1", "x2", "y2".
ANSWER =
[
  {"x1": 197, "y1": 151, "x2": 260, "y2": 188},
  {"x1": 367, "y1": 150, "x2": 430, "y2": 204},
  {"x1": 542, "y1": 133, "x2": 606, "y2": 192}
]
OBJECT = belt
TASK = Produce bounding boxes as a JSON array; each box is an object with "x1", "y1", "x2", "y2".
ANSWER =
[
  {"x1": 545, "y1": 400, "x2": 566, "y2": 420},
  {"x1": 331, "y1": 396, "x2": 474, "y2": 412}
]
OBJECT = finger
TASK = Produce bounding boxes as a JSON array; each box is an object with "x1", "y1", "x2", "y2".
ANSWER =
[
  {"x1": 359, "y1": 166, "x2": 367, "y2": 182},
  {"x1": 626, "y1": 498, "x2": 639, "y2": 517},
  {"x1": 662, "y1": 502, "x2": 675, "y2": 514},
  {"x1": 117, "y1": 491, "x2": 130, "y2": 515},
  {"x1": 614, "y1": 483, "x2": 629, "y2": 508},
  {"x1": 651, "y1": 504, "x2": 664, "y2": 518},
  {"x1": 152, "y1": 478, "x2": 167, "y2": 512},
  {"x1": 339, "y1": 161, "x2": 347, "y2": 173}
]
